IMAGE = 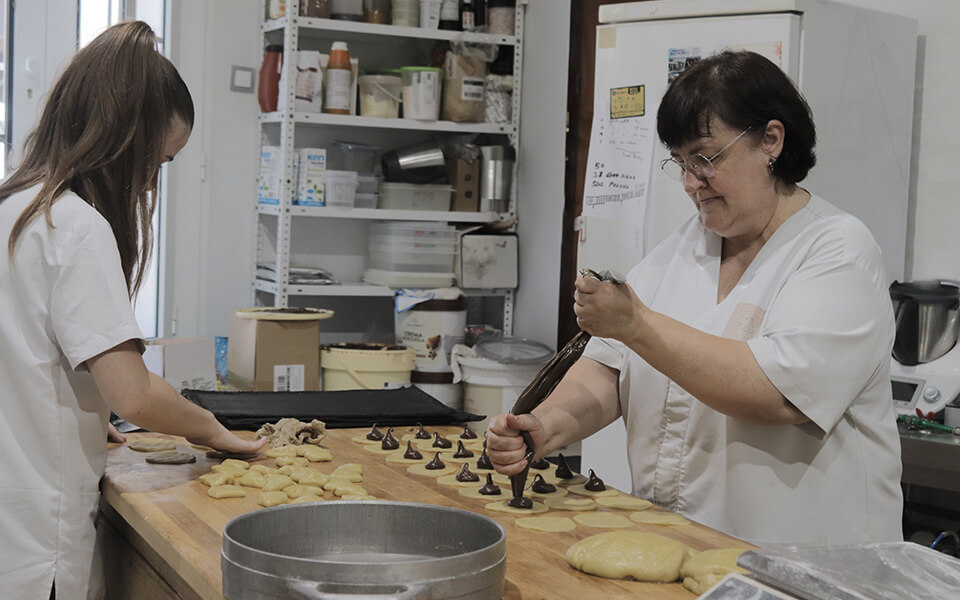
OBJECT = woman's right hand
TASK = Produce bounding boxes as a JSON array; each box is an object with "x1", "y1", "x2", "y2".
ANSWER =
[
  {"x1": 486, "y1": 412, "x2": 547, "y2": 475},
  {"x1": 188, "y1": 424, "x2": 267, "y2": 456}
]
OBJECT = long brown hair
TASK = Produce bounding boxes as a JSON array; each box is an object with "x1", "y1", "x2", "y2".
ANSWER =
[{"x1": 1, "y1": 21, "x2": 194, "y2": 296}]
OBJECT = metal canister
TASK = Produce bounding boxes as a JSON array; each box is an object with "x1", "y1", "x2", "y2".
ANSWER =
[
  {"x1": 479, "y1": 145, "x2": 513, "y2": 213},
  {"x1": 890, "y1": 280, "x2": 960, "y2": 366}
]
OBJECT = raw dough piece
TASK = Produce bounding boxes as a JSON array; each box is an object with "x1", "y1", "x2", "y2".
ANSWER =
[
  {"x1": 340, "y1": 494, "x2": 377, "y2": 500},
  {"x1": 211, "y1": 464, "x2": 247, "y2": 477},
  {"x1": 325, "y1": 480, "x2": 367, "y2": 496},
  {"x1": 565, "y1": 531, "x2": 691, "y2": 581},
  {"x1": 350, "y1": 435, "x2": 383, "y2": 445},
  {"x1": 297, "y1": 471, "x2": 329, "y2": 487},
  {"x1": 198, "y1": 472, "x2": 233, "y2": 487},
  {"x1": 262, "y1": 474, "x2": 295, "y2": 492},
  {"x1": 265, "y1": 445, "x2": 300, "y2": 458},
  {"x1": 458, "y1": 486, "x2": 505, "y2": 500},
  {"x1": 205, "y1": 450, "x2": 258, "y2": 460},
  {"x1": 527, "y1": 486, "x2": 568, "y2": 500},
  {"x1": 207, "y1": 485, "x2": 246, "y2": 499},
  {"x1": 300, "y1": 446, "x2": 333, "y2": 462},
  {"x1": 221, "y1": 459, "x2": 251, "y2": 470},
  {"x1": 681, "y1": 548, "x2": 748, "y2": 596},
  {"x1": 595, "y1": 496, "x2": 653, "y2": 511},
  {"x1": 406, "y1": 463, "x2": 456, "y2": 478},
  {"x1": 257, "y1": 418, "x2": 326, "y2": 448},
  {"x1": 437, "y1": 474, "x2": 484, "y2": 487},
  {"x1": 543, "y1": 496, "x2": 597, "y2": 511},
  {"x1": 236, "y1": 471, "x2": 267, "y2": 488},
  {"x1": 191, "y1": 444, "x2": 213, "y2": 451},
  {"x1": 363, "y1": 445, "x2": 402, "y2": 456},
  {"x1": 330, "y1": 467, "x2": 363, "y2": 482},
  {"x1": 566, "y1": 484, "x2": 619, "y2": 498},
  {"x1": 485, "y1": 500, "x2": 549, "y2": 515},
  {"x1": 275, "y1": 456, "x2": 309, "y2": 467},
  {"x1": 284, "y1": 484, "x2": 325, "y2": 498},
  {"x1": 291, "y1": 494, "x2": 324, "y2": 503},
  {"x1": 249, "y1": 465, "x2": 280, "y2": 475},
  {"x1": 128, "y1": 438, "x2": 176, "y2": 452},
  {"x1": 515, "y1": 516, "x2": 576, "y2": 532},
  {"x1": 145, "y1": 451, "x2": 196, "y2": 465},
  {"x1": 335, "y1": 462, "x2": 363, "y2": 473},
  {"x1": 258, "y1": 491, "x2": 289, "y2": 507},
  {"x1": 555, "y1": 473, "x2": 588, "y2": 486},
  {"x1": 573, "y1": 512, "x2": 635, "y2": 529},
  {"x1": 629, "y1": 511, "x2": 690, "y2": 526},
  {"x1": 385, "y1": 452, "x2": 428, "y2": 465}
]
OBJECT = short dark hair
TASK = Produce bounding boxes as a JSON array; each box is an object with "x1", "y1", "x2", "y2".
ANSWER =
[{"x1": 657, "y1": 50, "x2": 816, "y2": 186}]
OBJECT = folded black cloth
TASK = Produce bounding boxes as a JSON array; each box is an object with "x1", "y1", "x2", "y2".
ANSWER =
[{"x1": 182, "y1": 386, "x2": 484, "y2": 431}]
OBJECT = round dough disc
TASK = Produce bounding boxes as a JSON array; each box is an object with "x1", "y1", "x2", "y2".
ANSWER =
[
  {"x1": 554, "y1": 473, "x2": 588, "y2": 486},
  {"x1": 485, "y1": 500, "x2": 549, "y2": 515},
  {"x1": 565, "y1": 531, "x2": 691, "y2": 581},
  {"x1": 145, "y1": 451, "x2": 196, "y2": 465},
  {"x1": 406, "y1": 463, "x2": 456, "y2": 478},
  {"x1": 629, "y1": 511, "x2": 691, "y2": 526},
  {"x1": 363, "y1": 445, "x2": 403, "y2": 455},
  {"x1": 573, "y1": 512, "x2": 635, "y2": 529},
  {"x1": 385, "y1": 453, "x2": 428, "y2": 465},
  {"x1": 566, "y1": 484, "x2": 619, "y2": 497},
  {"x1": 595, "y1": 495, "x2": 654, "y2": 511},
  {"x1": 351, "y1": 435, "x2": 384, "y2": 445},
  {"x1": 128, "y1": 438, "x2": 176, "y2": 452},
  {"x1": 458, "y1": 485, "x2": 507, "y2": 500},
  {"x1": 401, "y1": 432, "x2": 436, "y2": 443},
  {"x1": 543, "y1": 496, "x2": 598, "y2": 511},
  {"x1": 437, "y1": 474, "x2": 484, "y2": 487},
  {"x1": 526, "y1": 486, "x2": 569, "y2": 500},
  {"x1": 515, "y1": 516, "x2": 576, "y2": 533}
]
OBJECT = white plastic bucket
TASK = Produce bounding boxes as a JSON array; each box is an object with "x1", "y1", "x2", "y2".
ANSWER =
[
  {"x1": 324, "y1": 170, "x2": 358, "y2": 207},
  {"x1": 458, "y1": 355, "x2": 544, "y2": 433},
  {"x1": 401, "y1": 67, "x2": 442, "y2": 121},
  {"x1": 411, "y1": 370, "x2": 462, "y2": 411},
  {"x1": 358, "y1": 75, "x2": 402, "y2": 119},
  {"x1": 396, "y1": 297, "x2": 466, "y2": 372},
  {"x1": 320, "y1": 343, "x2": 415, "y2": 391}
]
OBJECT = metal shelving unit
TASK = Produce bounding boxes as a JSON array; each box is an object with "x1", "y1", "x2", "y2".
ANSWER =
[{"x1": 255, "y1": 0, "x2": 525, "y2": 335}]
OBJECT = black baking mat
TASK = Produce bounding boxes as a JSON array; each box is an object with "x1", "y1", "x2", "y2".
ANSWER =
[{"x1": 181, "y1": 386, "x2": 484, "y2": 431}]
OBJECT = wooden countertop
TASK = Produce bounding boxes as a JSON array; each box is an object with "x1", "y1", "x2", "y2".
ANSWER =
[{"x1": 103, "y1": 427, "x2": 754, "y2": 599}]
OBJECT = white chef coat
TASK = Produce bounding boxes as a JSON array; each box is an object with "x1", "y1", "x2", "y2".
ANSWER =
[
  {"x1": 0, "y1": 184, "x2": 143, "y2": 599},
  {"x1": 584, "y1": 195, "x2": 903, "y2": 546}
]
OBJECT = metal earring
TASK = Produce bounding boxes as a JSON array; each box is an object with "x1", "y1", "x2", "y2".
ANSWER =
[{"x1": 768, "y1": 157, "x2": 777, "y2": 172}]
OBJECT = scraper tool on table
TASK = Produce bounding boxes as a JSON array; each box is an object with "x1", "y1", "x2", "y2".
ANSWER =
[{"x1": 506, "y1": 268, "x2": 625, "y2": 508}]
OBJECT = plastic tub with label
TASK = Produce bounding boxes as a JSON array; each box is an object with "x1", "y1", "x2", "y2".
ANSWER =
[{"x1": 378, "y1": 182, "x2": 453, "y2": 211}]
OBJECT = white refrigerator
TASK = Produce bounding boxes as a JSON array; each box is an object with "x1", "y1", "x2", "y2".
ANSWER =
[{"x1": 577, "y1": 0, "x2": 918, "y2": 492}]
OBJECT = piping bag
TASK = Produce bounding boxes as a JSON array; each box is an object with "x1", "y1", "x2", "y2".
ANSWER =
[{"x1": 506, "y1": 268, "x2": 625, "y2": 508}]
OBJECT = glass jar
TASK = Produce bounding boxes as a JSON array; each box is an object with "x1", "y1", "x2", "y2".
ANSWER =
[
  {"x1": 486, "y1": 0, "x2": 515, "y2": 35},
  {"x1": 363, "y1": 0, "x2": 390, "y2": 23},
  {"x1": 300, "y1": 0, "x2": 332, "y2": 17}
]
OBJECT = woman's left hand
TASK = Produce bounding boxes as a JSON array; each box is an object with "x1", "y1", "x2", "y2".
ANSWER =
[{"x1": 574, "y1": 274, "x2": 646, "y2": 341}]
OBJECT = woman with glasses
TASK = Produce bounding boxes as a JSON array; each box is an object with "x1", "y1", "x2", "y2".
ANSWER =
[
  {"x1": 0, "y1": 23, "x2": 265, "y2": 599},
  {"x1": 488, "y1": 51, "x2": 901, "y2": 547}
]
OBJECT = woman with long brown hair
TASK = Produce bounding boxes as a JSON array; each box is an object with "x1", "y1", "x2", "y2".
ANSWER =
[{"x1": 0, "y1": 22, "x2": 264, "y2": 599}]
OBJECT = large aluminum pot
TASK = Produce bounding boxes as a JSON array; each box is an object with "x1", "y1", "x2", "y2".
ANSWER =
[
  {"x1": 890, "y1": 281, "x2": 960, "y2": 366},
  {"x1": 222, "y1": 501, "x2": 506, "y2": 600}
]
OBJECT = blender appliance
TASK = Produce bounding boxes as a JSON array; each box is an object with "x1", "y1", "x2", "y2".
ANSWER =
[{"x1": 888, "y1": 281, "x2": 960, "y2": 420}]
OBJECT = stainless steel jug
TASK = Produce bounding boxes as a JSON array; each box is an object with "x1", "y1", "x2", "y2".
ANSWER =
[{"x1": 890, "y1": 280, "x2": 960, "y2": 366}]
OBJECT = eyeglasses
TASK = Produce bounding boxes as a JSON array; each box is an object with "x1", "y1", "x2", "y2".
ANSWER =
[{"x1": 660, "y1": 128, "x2": 752, "y2": 183}]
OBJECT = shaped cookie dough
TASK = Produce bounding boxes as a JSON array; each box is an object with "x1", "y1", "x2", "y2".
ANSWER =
[
  {"x1": 265, "y1": 445, "x2": 300, "y2": 458},
  {"x1": 128, "y1": 438, "x2": 176, "y2": 452},
  {"x1": 207, "y1": 484, "x2": 246, "y2": 499},
  {"x1": 275, "y1": 456, "x2": 309, "y2": 467},
  {"x1": 236, "y1": 471, "x2": 267, "y2": 488},
  {"x1": 145, "y1": 451, "x2": 196, "y2": 465},
  {"x1": 565, "y1": 531, "x2": 691, "y2": 581},
  {"x1": 262, "y1": 474, "x2": 295, "y2": 492},
  {"x1": 300, "y1": 446, "x2": 333, "y2": 462},
  {"x1": 485, "y1": 500, "x2": 549, "y2": 515},
  {"x1": 291, "y1": 494, "x2": 325, "y2": 503},
  {"x1": 629, "y1": 511, "x2": 690, "y2": 526},
  {"x1": 284, "y1": 484, "x2": 325, "y2": 498},
  {"x1": 543, "y1": 496, "x2": 597, "y2": 511},
  {"x1": 595, "y1": 495, "x2": 653, "y2": 511},
  {"x1": 573, "y1": 512, "x2": 635, "y2": 529},
  {"x1": 258, "y1": 491, "x2": 289, "y2": 507},
  {"x1": 198, "y1": 472, "x2": 233, "y2": 487}
]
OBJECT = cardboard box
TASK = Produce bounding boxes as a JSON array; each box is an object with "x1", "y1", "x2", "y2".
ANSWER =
[
  {"x1": 448, "y1": 158, "x2": 480, "y2": 212},
  {"x1": 143, "y1": 337, "x2": 217, "y2": 391},
  {"x1": 258, "y1": 146, "x2": 284, "y2": 205},
  {"x1": 226, "y1": 314, "x2": 320, "y2": 391},
  {"x1": 460, "y1": 234, "x2": 518, "y2": 288}
]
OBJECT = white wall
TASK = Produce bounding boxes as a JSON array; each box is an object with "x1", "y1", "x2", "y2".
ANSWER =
[
  {"x1": 164, "y1": 1, "x2": 261, "y2": 337},
  {"x1": 837, "y1": 0, "x2": 958, "y2": 281}
]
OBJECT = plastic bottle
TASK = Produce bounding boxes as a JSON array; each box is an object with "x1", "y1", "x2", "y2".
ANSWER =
[
  {"x1": 324, "y1": 42, "x2": 352, "y2": 115},
  {"x1": 258, "y1": 45, "x2": 284, "y2": 113}
]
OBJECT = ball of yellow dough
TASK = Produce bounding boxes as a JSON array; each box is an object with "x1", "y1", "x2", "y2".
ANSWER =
[{"x1": 566, "y1": 531, "x2": 692, "y2": 581}]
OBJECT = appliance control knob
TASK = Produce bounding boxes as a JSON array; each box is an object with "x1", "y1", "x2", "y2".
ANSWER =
[{"x1": 922, "y1": 387, "x2": 941, "y2": 404}]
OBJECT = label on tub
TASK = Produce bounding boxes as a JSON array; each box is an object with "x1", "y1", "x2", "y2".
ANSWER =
[
  {"x1": 396, "y1": 309, "x2": 466, "y2": 373},
  {"x1": 273, "y1": 364, "x2": 305, "y2": 392}
]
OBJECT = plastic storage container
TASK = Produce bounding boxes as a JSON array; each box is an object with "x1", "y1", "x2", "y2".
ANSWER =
[
  {"x1": 324, "y1": 170, "x2": 359, "y2": 207},
  {"x1": 367, "y1": 221, "x2": 457, "y2": 272},
  {"x1": 357, "y1": 174, "x2": 380, "y2": 194},
  {"x1": 354, "y1": 192, "x2": 378, "y2": 208},
  {"x1": 392, "y1": 0, "x2": 419, "y2": 26},
  {"x1": 378, "y1": 182, "x2": 453, "y2": 211},
  {"x1": 330, "y1": 141, "x2": 379, "y2": 174},
  {"x1": 401, "y1": 67, "x2": 443, "y2": 121},
  {"x1": 331, "y1": 0, "x2": 363, "y2": 20},
  {"x1": 358, "y1": 75, "x2": 402, "y2": 118}
]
